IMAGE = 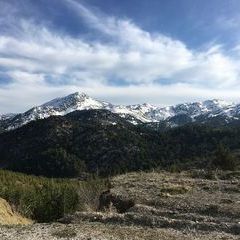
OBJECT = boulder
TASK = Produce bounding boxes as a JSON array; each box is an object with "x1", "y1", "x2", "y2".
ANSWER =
[{"x1": 98, "y1": 190, "x2": 135, "y2": 213}]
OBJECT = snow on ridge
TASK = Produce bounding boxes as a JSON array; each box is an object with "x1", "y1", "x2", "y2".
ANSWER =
[
  {"x1": 1, "y1": 92, "x2": 240, "y2": 130},
  {"x1": 0, "y1": 113, "x2": 16, "y2": 121}
]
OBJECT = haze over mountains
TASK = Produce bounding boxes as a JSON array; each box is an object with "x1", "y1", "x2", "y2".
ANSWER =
[{"x1": 0, "y1": 92, "x2": 240, "y2": 132}]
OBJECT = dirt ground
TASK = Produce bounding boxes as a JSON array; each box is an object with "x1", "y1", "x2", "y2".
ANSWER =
[{"x1": 0, "y1": 170, "x2": 240, "y2": 239}]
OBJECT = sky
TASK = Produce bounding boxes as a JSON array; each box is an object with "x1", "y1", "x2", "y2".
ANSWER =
[{"x1": 1, "y1": 0, "x2": 240, "y2": 113}]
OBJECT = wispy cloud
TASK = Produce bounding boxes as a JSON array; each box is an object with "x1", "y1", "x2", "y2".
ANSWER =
[
  {"x1": 216, "y1": 16, "x2": 240, "y2": 30},
  {"x1": 0, "y1": 0, "x2": 240, "y2": 112}
]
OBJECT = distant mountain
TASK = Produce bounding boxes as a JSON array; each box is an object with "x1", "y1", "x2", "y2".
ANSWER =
[{"x1": 1, "y1": 92, "x2": 240, "y2": 132}]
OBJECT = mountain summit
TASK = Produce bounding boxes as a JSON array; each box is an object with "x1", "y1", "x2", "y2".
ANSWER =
[
  {"x1": 41, "y1": 92, "x2": 107, "y2": 111},
  {"x1": 0, "y1": 92, "x2": 240, "y2": 131}
]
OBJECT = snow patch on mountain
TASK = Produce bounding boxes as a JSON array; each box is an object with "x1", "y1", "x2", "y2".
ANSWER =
[
  {"x1": 0, "y1": 113, "x2": 16, "y2": 121},
  {"x1": 1, "y1": 92, "x2": 240, "y2": 131}
]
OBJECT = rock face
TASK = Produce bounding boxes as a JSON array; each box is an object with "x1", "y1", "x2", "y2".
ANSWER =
[
  {"x1": 0, "y1": 198, "x2": 32, "y2": 225},
  {"x1": 98, "y1": 190, "x2": 135, "y2": 213}
]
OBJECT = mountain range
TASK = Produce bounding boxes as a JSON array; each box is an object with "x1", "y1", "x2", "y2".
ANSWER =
[
  {"x1": 1, "y1": 92, "x2": 240, "y2": 132},
  {"x1": 0, "y1": 93, "x2": 240, "y2": 177}
]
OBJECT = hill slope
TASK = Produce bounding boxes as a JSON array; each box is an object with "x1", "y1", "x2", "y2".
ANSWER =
[
  {"x1": 0, "y1": 109, "x2": 240, "y2": 177},
  {"x1": 0, "y1": 110, "x2": 159, "y2": 177}
]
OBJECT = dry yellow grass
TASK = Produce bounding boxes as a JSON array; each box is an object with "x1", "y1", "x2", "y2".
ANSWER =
[{"x1": 0, "y1": 198, "x2": 33, "y2": 225}]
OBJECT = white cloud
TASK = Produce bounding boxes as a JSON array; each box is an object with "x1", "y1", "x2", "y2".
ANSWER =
[{"x1": 0, "y1": 0, "x2": 240, "y2": 112}]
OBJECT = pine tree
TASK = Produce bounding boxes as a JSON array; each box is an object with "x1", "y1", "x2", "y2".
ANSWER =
[{"x1": 212, "y1": 144, "x2": 237, "y2": 171}]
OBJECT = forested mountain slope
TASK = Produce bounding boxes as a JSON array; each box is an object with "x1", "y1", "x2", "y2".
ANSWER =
[{"x1": 0, "y1": 109, "x2": 239, "y2": 177}]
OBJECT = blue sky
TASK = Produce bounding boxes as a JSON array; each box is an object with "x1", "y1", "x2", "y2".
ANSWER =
[{"x1": 1, "y1": 0, "x2": 240, "y2": 112}]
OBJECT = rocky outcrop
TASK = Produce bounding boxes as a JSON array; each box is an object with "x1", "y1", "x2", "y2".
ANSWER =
[{"x1": 98, "y1": 190, "x2": 135, "y2": 213}]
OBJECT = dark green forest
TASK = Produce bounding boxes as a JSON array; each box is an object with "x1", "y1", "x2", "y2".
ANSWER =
[{"x1": 0, "y1": 110, "x2": 239, "y2": 177}]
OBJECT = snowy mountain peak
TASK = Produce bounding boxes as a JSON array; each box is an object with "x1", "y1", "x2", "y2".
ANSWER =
[
  {"x1": 41, "y1": 92, "x2": 89, "y2": 108},
  {"x1": 72, "y1": 91, "x2": 88, "y2": 97},
  {"x1": 203, "y1": 99, "x2": 233, "y2": 108},
  {"x1": 141, "y1": 103, "x2": 154, "y2": 108},
  {"x1": 38, "y1": 92, "x2": 108, "y2": 117},
  {"x1": 1, "y1": 93, "x2": 240, "y2": 131},
  {"x1": 69, "y1": 92, "x2": 89, "y2": 101}
]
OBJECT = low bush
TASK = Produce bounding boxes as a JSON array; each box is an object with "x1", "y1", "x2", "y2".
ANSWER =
[
  {"x1": 212, "y1": 145, "x2": 238, "y2": 171},
  {"x1": 0, "y1": 170, "x2": 105, "y2": 222}
]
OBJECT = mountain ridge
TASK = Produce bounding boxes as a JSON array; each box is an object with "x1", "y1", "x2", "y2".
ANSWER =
[{"x1": 1, "y1": 92, "x2": 240, "y2": 131}]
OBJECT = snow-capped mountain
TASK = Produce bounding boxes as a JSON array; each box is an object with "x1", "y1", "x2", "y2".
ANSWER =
[
  {"x1": 1, "y1": 92, "x2": 240, "y2": 131},
  {"x1": 0, "y1": 113, "x2": 17, "y2": 121}
]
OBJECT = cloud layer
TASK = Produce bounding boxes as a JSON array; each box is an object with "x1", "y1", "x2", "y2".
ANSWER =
[{"x1": 0, "y1": 0, "x2": 240, "y2": 112}]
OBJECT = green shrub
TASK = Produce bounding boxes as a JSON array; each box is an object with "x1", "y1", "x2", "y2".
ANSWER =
[
  {"x1": 168, "y1": 164, "x2": 181, "y2": 173},
  {"x1": 0, "y1": 170, "x2": 105, "y2": 222},
  {"x1": 212, "y1": 145, "x2": 237, "y2": 171}
]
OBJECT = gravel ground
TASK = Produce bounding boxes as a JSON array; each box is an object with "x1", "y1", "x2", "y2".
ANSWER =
[
  {"x1": 1, "y1": 170, "x2": 240, "y2": 240},
  {"x1": 0, "y1": 222, "x2": 239, "y2": 240}
]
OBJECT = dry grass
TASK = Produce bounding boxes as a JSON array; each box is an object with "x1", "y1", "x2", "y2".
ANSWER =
[
  {"x1": 0, "y1": 198, "x2": 32, "y2": 226},
  {"x1": 111, "y1": 171, "x2": 194, "y2": 204},
  {"x1": 77, "y1": 179, "x2": 107, "y2": 212},
  {"x1": 109, "y1": 171, "x2": 240, "y2": 235},
  {"x1": 1, "y1": 170, "x2": 240, "y2": 239},
  {"x1": 111, "y1": 171, "x2": 240, "y2": 211}
]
